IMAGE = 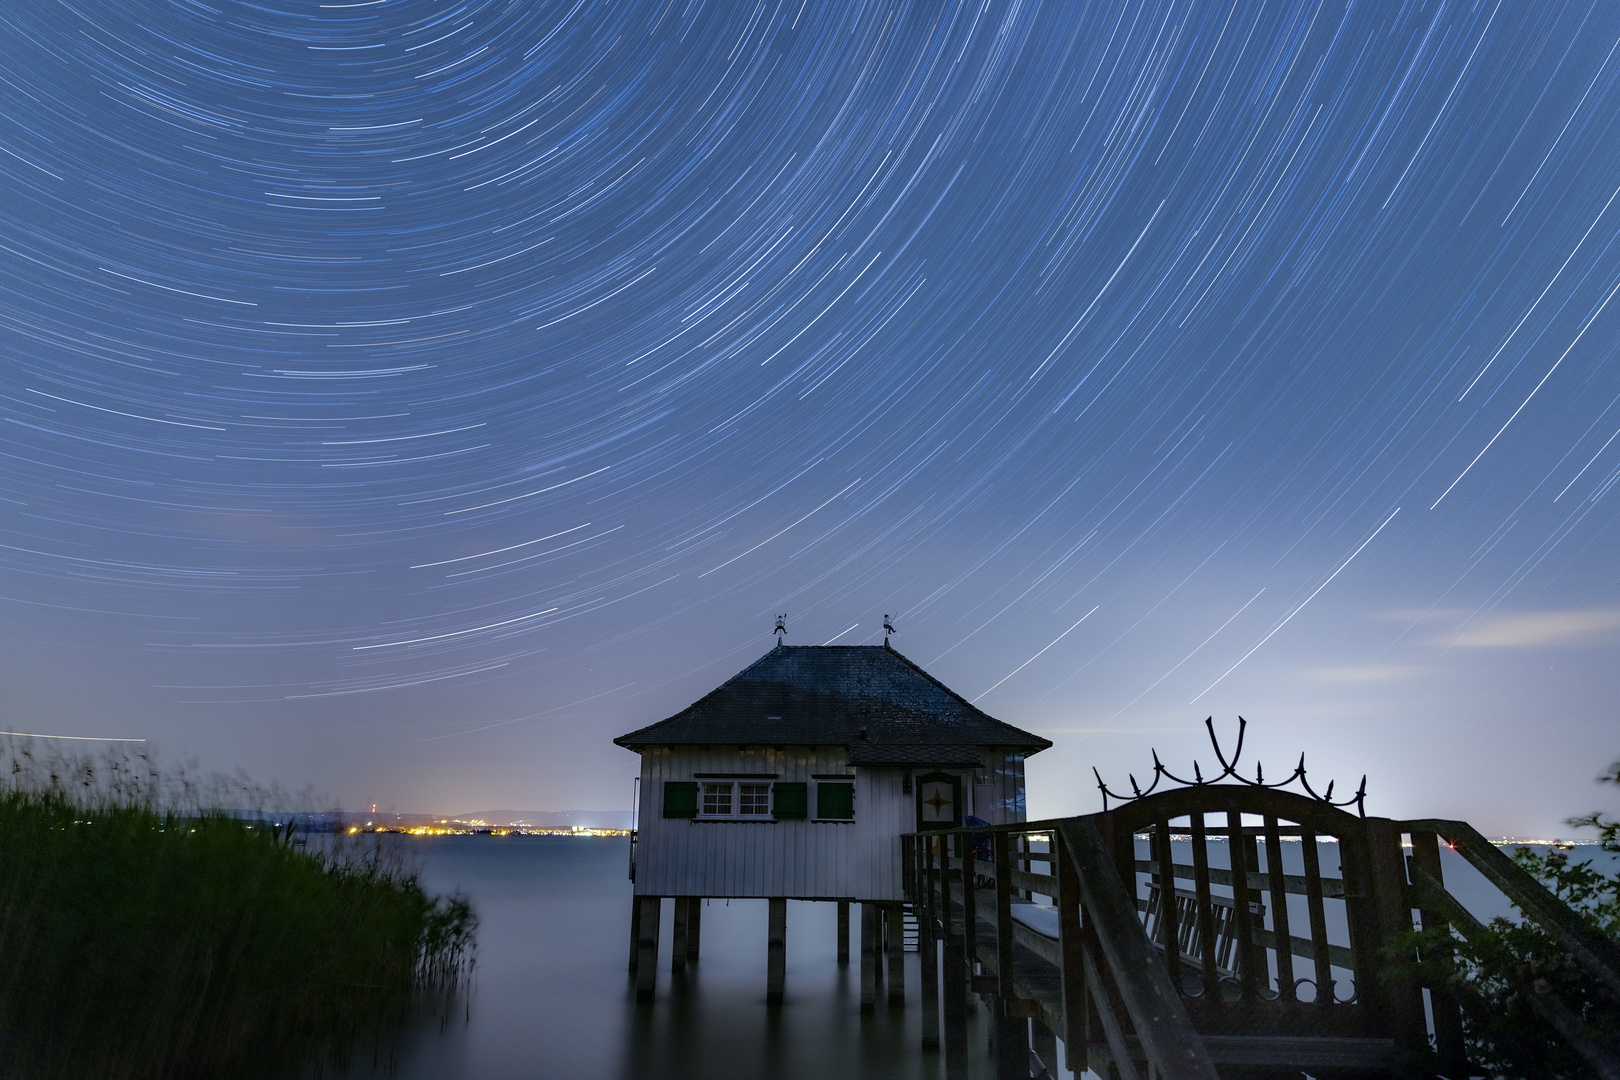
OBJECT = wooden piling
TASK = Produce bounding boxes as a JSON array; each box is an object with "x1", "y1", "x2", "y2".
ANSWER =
[
  {"x1": 993, "y1": 1013, "x2": 1028, "y2": 1080},
  {"x1": 919, "y1": 841, "x2": 940, "y2": 1051},
  {"x1": 860, "y1": 902, "x2": 878, "y2": 1011},
  {"x1": 635, "y1": 895, "x2": 661, "y2": 1001},
  {"x1": 885, "y1": 903, "x2": 906, "y2": 1006},
  {"x1": 687, "y1": 896, "x2": 702, "y2": 962},
  {"x1": 767, "y1": 897, "x2": 787, "y2": 1004},
  {"x1": 942, "y1": 834, "x2": 969, "y2": 1078},
  {"x1": 836, "y1": 900, "x2": 850, "y2": 965},
  {"x1": 670, "y1": 896, "x2": 689, "y2": 974},
  {"x1": 628, "y1": 893, "x2": 642, "y2": 974},
  {"x1": 1030, "y1": 1020, "x2": 1058, "y2": 1079}
]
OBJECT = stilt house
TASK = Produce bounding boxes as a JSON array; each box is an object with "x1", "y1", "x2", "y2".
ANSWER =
[{"x1": 614, "y1": 641, "x2": 1051, "y2": 1002}]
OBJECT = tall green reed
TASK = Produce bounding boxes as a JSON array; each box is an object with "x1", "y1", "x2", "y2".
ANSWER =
[{"x1": 0, "y1": 738, "x2": 475, "y2": 1079}]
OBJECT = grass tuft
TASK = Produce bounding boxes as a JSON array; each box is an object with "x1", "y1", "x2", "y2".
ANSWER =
[{"x1": 0, "y1": 739, "x2": 474, "y2": 1079}]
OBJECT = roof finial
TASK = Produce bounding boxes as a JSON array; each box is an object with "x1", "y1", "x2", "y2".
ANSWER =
[
  {"x1": 773, "y1": 613, "x2": 787, "y2": 645},
  {"x1": 883, "y1": 613, "x2": 896, "y2": 645}
]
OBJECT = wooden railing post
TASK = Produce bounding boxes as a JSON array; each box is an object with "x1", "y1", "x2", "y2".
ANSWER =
[
  {"x1": 1057, "y1": 818, "x2": 1219, "y2": 1080},
  {"x1": 1408, "y1": 827, "x2": 1467, "y2": 1075},
  {"x1": 992, "y1": 831, "x2": 1027, "y2": 1079},
  {"x1": 1362, "y1": 817, "x2": 1428, "y2": 1075},
  {"x1": 943, "y1": 831, "x2": 970, "y2": 1079},
  {"x1": 1056, "y1": 824, "x2": 1088, "y2": 1074}
]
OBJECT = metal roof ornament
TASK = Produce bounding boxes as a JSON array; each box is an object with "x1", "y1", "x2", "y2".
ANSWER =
[
  {"x1": 883, "y1": 614, "x2": 896, "y2": 641},
  {"x1": 1092, "y1": 716, "x2": 1368, "y2": 817},
  {"x1": 773, "y1": 613, "x2": 787, "y2": 645}
]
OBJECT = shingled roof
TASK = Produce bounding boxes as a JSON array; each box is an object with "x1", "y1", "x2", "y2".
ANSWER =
[{"x1": 614, "y1": 643, "x2": 1052, "y2": 755}]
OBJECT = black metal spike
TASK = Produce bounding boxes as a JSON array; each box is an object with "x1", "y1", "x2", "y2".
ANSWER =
[
  {"x1": 1193, "y1": 760, "x2": 1204, "y2": 784},
  {"x1": 1130, "y1": 773, "x2": 1142, "y2": 797}
]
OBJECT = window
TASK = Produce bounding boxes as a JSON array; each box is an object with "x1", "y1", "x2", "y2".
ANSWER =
[
  {"x1": 702, "y1": 782, "x2": 733, "y2": 816},
  {"x1": 697, "y1": 781, "x2": 775, "y2": 819},
  {"x1": 738, "y1": 783, "x2": 771, "y2": 815},
  {"x1": 816, "y1": 781, "x2": 854, "y2": 820}
]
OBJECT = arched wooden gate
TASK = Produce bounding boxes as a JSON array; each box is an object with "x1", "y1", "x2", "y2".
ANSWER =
[{"x1": 904, "y1": 735, "x2": 1620, "y2": 1080}]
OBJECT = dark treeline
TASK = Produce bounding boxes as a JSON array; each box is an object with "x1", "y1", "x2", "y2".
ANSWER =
[{"x1": 0, "y1": 739, "x2": 475, "y2": 1079}]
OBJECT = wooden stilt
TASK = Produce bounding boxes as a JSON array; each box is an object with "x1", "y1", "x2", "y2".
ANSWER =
[
  {"x1": 686, "y1": 897, "x2": 702, "y2": 962},
  {"x1": 919, "y1": 842, "x2": 941, "y2": 1051},
  {"x1": 1030, "y1": 1020, "x2": 1058, "y2": 1079},
  {"x1": 628, "y1": 893, "x2": 642, "y2": 974},
  {"x1": 874, "y1": 903, "x2": 885, "y2": 985},
  {"x1": 942, "y1": 885, "x2": 969, "y2": 1078},
  {"x1": 860, "y1": 902, "x2": 878, "y2": 1012},
  {"x1": 635, "y1": 895, "x2": 661, "y2": 1001},
  {"x1": 766, "y1": 897, "x2": 787, "y2": 1004},
  {"x1": 993, "y1": 1011, "x2": 1029, "y2": 1080},
  {"x1": 670, "y1": 897, "x2": 689, "y2": 974},
  {"x1": 836, "y1": 900, "x2": 850, "y2": 965},
  {"x1": 885, "y1": 903, "x2": 906, "y2": 1007}
]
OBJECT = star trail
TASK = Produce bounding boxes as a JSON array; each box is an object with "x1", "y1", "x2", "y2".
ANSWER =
[{"x1": 2, "y1": 0, "x2": 1617, "y2": 832}]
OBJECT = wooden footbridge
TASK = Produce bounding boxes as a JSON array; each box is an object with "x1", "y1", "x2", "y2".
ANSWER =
[{"x1": 900, "y1": 723, "x2": 1620, "y2": 1080}]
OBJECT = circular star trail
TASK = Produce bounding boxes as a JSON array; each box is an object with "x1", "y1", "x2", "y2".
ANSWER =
[{"x1": 3, "y1": 0, "x2": 1618, "y2": 828}]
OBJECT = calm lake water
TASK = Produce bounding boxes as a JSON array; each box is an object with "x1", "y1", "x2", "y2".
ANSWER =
[
  {"x1": 343, "y1": 834, "x2": 1000, "y2": 1080},
  {"x1": 338, "y1": 834, "x2": 1617, "y2": 1080}
]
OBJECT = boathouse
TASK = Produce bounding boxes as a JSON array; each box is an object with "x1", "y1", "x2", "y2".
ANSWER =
[{"x1": 614, "y1": 641, "x2": 1051, "y2": 1004}]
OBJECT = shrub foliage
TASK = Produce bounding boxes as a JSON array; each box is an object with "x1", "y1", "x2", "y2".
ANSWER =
[{"x1": 1401, "y1": 761, "x2": 1620, "y2": 1080}]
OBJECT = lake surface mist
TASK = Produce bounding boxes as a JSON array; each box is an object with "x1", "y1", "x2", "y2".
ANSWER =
[{"x1": 342, "y1": 834, "x2": 1001, "y2": 1080}]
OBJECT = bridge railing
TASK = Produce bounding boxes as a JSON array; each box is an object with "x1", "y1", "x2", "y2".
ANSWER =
[{"x1": 905, "y1": 802, "x2": 1620, "y2": 1080}]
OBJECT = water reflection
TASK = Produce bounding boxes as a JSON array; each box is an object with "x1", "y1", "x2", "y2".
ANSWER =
[{"x1": 338, "y1": 835, "x2": 1000, "y2": 1080}]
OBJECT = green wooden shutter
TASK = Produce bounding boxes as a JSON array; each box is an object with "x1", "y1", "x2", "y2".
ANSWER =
[
  {"x1": 663, "y1": 781, "x2": 698, "y2": 818},
  {"x1": 816, "y1": 782, "x2": 854, "y2": 820},
  {"x1": 772, "y1": 782, "x2": 806, "y2": 820}
]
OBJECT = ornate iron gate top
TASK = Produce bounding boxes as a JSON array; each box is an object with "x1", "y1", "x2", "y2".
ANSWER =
[{"x1": 1092, "y1": 716, "x2": 1368, "y2": 816}]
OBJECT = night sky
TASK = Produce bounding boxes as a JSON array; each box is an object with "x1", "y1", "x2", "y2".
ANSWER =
[{"x1": 3, "y1": 0, "x2": 1618, "y2": 835}]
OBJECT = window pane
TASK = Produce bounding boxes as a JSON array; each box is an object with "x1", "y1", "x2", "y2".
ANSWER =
[
  {"x1": 739, "y1": 783, "x2": 771, "y2": 815},
  {"x1": 703, "y1": 782, "x2": 732, "y2": 815}
]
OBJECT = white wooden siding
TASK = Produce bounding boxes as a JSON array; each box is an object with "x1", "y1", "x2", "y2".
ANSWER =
[{"x1": 633, "y1": 746, "x2": 1031, "y2": 900}]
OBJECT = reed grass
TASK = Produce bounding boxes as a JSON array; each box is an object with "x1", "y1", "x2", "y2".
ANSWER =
[{"x1": 0, "y1": 739, "x2": 475, "y2": 1079}]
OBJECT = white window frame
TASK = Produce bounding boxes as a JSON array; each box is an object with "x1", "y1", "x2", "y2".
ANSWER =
[{"x1": 697, "y1": 780, "x2": 774, "y2": 820}]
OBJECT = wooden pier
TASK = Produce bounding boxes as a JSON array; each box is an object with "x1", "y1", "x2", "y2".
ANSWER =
[{"x1": 900, "y1": 786, "x2": 1620, "y2": 1079}]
